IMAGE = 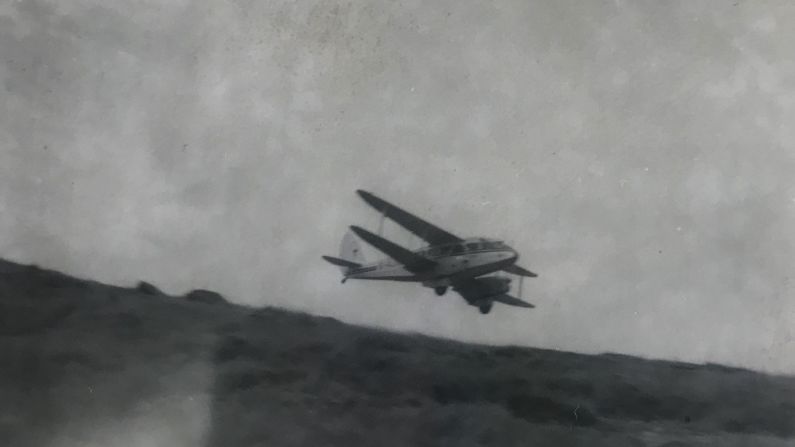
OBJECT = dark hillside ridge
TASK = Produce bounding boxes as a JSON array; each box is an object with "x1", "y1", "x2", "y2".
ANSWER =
[{"x1": 0, "y1": 258, "x2": 793, "y2": 446}]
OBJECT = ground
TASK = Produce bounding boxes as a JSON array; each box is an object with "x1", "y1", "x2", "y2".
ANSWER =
[{"x1": 1, "y1": 258, "x2": 793, "y2": 446}]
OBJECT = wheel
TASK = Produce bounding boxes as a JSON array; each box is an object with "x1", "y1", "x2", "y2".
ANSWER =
[
  {"x1": 434, "y1": 286, "x2": 447, "y2": 296},
  {"x1": 478, "y1": 303, "x2": 492, "y2": 314}
]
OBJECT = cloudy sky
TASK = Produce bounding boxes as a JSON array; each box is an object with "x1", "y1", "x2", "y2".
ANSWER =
[{"x1": 2, "y1": 0, "x2": 794, "y2": 373}]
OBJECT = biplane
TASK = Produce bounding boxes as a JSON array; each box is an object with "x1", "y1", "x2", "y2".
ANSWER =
[{"x1": 322, "y1": 190, "x2": 538, "y2": 314}]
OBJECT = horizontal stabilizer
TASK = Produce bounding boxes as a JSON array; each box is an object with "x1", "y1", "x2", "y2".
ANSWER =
[
  {"x1": 349, "y1": 225, "x2": 436, "y2": 272},
  {"x1": 492, "y1": 294, "x2": 535, "y2": 308},
  {"x1": 321, "y1": 256, "x2": 361, "y2": 269},
  {"x1": 503, "y1": 264, "x2": 538, "y2": 277}
]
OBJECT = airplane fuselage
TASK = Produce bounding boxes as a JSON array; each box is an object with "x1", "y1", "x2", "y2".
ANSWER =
[
  {"x1": 323, "y1": 190, "x2": 538, "y2": 313},
  {"x1": 344, "y1": 237, "x2": 518, "y2": 286}
]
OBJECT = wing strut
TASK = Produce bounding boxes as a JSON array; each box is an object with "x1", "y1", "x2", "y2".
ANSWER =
[{"x1": 377, "y1": 208, "x2": 387, "y2": 236}]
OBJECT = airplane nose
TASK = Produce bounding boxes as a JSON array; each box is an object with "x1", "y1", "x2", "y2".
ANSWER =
[{"x1": 496, "y1": 247, "x2": 518, "y2": 262}]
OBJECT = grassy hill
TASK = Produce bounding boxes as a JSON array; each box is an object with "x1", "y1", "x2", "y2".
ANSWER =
[{"x1": 1, "y1": 258, "x2": 793, "y2": 446}]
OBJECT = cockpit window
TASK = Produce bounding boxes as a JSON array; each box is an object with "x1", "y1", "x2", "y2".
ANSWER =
[
  {"x1": 466, "y1": 243, "x2": 480, "y2": 251},
  {"x1": 450, "y1": 244, "x2": 464, "y2": 255}
]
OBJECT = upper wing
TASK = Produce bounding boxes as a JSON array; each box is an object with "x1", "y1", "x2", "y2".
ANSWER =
[
  {"x1": 502, "y1": 264, "x2": 538, "y2": 277},
  {"x1": 356, "y1": 190, "x2": 463, "y2": 246},
  {"x1": 349, "y1": 226, "x2": 437, "y2": 272}
]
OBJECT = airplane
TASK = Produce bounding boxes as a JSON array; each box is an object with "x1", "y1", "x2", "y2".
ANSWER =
[{"x1": 322, "y1": 190, "x2": 538, "y2": 314}]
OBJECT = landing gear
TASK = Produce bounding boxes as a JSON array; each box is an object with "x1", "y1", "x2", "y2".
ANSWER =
[
  {"x1": 478, "y1": 303, "x2": 492, "y2": 314},
  {"x1": 434, "y1": 286, "x2": 447, "y2": 296}
]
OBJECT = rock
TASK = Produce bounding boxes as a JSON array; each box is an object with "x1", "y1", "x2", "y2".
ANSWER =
[
  {"x1": 185, "y1": 289, "x2": 227, "y2": 305},
  {"x1": 136, "y1": 281, "x2": 163, "y2": 296}
]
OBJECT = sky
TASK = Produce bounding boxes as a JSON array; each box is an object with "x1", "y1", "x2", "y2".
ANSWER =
[{"x1": 1, "y1": 0, "x2": 794, "y2": 373}]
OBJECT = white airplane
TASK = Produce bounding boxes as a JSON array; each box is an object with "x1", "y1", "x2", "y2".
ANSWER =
[{"x1": 322, "y1": 190, "x2": 538, "y2": 314}]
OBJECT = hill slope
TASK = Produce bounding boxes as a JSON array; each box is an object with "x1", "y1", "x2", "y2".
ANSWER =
[{"x1": 0, "y1": 258, "x2": 793, "y2": 446}]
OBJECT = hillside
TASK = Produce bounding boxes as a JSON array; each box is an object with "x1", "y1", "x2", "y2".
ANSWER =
[{"x1": 0, "y1": 258, "x2": 793, "y2": 446}]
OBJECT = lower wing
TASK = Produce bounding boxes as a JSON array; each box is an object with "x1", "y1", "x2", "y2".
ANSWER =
[
  {"x1": 349, "y1": 225, "x2": 437, "y2": 272},
  {"x1": 452, "y1": 277, "x2": 535, "y2": 309},
  {"x1": 491, "y1": 293, "x2": 535, "y2": 308}
]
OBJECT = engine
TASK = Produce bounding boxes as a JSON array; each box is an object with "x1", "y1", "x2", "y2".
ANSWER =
[
  {"x1": 476, "y1": 276, "x2": 511, "y2": 296},
  {"x1": 471, "y1": 276, "x2": 511, "y2": 314}
]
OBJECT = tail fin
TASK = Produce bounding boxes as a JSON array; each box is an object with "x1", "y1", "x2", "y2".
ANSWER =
[
  {"x1": 322, "y1": 230, "x2": 366, "y2": 274},
  {"x1": 340, "y1": 230, "x2": 366, "y2": 265}
]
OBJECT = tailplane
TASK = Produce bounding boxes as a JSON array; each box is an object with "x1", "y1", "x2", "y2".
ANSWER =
[
  {"x1": 321, "y1": 230, "x2": 367, "y2": 275},
  {"x1": 321, "y1": 256, "x2": 361, "y2": 269}
]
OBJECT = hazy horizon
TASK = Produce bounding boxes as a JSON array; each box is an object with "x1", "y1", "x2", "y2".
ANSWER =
[{"x1": 2, "y1": 1, "x2": 794, "y2": 373}]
